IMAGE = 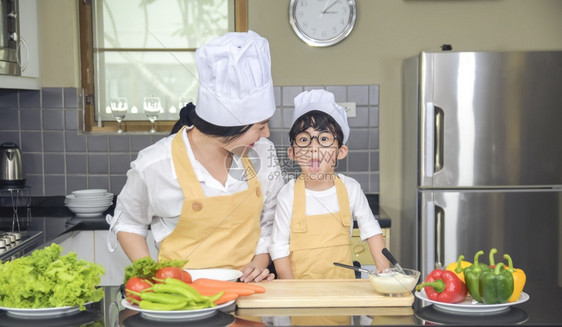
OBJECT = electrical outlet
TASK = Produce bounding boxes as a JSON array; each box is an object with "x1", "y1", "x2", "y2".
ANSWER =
[{"x1": 338, "y1": 102, "x2": 356, "y2": 118}]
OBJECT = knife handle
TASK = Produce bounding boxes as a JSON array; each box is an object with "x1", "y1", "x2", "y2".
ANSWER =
[{"x1": 382, "y1": 248, "x2": 398, "y2": 265}]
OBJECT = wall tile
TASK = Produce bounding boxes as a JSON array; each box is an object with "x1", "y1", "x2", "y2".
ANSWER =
[
  {"x1": 20, "y1": 131, "x2": 42, "y2": 152},
  {"x1": 21, "y1": 153, "x2": 43, "y2": 174},
  {"x1": 268, "y1": 130, "x2": 284, "y2": 147},
  {"x1": 347, "y1": 129, "x2": 369, "y2": 150},
  {"x1": 370, "y1": 173, "x2": 380, "y2": 193},
  {"x1": 43, "y1": 131, "x2": 64, "y2": 152},
  {"x1": 0, "y1": 109, "x2": 18, "y2": 130},
  {"x1": 89, "y1": 175, "x2": 110, "y2": 190},
  {"x1": 0, "y1": 89, "x2": 18, "y2": 108},
  {"x1": 348, "y1": 152, "x2": 369, "y2": 172},
  {"x1": 304, "y1": 86, "x2": 324, "y2": 91},
  {"x1": 348, "y1": 85, "x2": 369, "y2": 105},
  {"x1": 42, "y1": 109, "x2": 64, "y2": 130},
  {"x1": 64, "y1": 88, "x2": 79, "y2": 108},
  {"x1": 131, "y1": 135, "x2": 153, "y2": 152},
  {"x1": 0, "y1": 131, "x2": 19, "y2": 145},
  {"x1": 66, "y1": 154, "x2": 87, "y2": 174},
  {"x1": 20, "y1": 90, "x2": 41, "y2": 108},
  {"x1": 369, "y1": 128, "x2": 379, "y2": 150},
  {"x1": 88, "y1": 154, "x2": 109, "y2": 174},
  {"x1": 282, "y1": 108, "x2": 294, "y2": 129},
  {"x1": 274, "y1": 86, "x2": 281, "y2": 107},
  {"x1": 44, "y1": 154, "x2": 65, "y2": 174},
  {"x1": 326, "y1": 86, "x2": 346, "y2": 102},
  {"x1": 369, "y1": 106, "x2": 379, "y2": 128},
  {"x1": 334, "y1": 156, "x2": 347, "y2": 172},
  {"x1": 45, "y1": 175, "x2": 66, "y2": 195},
  {"x1": 65, "y1": 110, "x2": 79, "y2": 130},
  {"x1": 269, "y1": 109, "x2": 283, "y2": 128},
  {"x1": 20, "y1": 109, "x2": 41, "y2": 130},
  {"x1": 347, "y1": 172, "x2": 369, "y2": 192},
  {"x1": 110, "y1": 154, "x2": 131, "y2": 174},
  {"x1": 369, "y1": 85, "x2": 380, "y2": 106},
  {"x1": 281, "y1": 86, "x2": 303, "y2": 106},
  {"x1": 42, "y1": 88, "x2": 63, "y2": 108},
  {"x1": 88, "y1": 135, "x2": 109, "y2": 152},
  {"x1": 348, "y1": 106, "x2": 369, "y2": 128},
  {"x1": 370, "y1": 151, "x2": 380, "y2": 171},
  {"x1": 67, "y1": 175, "x2": 87, "y2": 192},
  {"x1": 26, "y1": 175, "x2": 43, "y2": 196},
  {"x1": 66, "y1": 132, "x2": 87, "y2": 152},
  {"x1": 109, "y1": 135, "x2": 130, "y2": 152},
  {"x1": 110, "y1": 175, "x2": 127, "y2": 195}
]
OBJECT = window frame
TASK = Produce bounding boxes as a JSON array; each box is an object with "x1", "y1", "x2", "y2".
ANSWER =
[{"x1": 78, "y1": 0, "x2": 249, "y2": 133}]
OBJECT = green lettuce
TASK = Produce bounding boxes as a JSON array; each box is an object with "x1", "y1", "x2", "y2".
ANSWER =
[
  {"x1": 0, "y1": 243, "x2": 105, "y2": 309},
  {"x1": 123, "y1": 257, "x2": 187, "y2": 283}
]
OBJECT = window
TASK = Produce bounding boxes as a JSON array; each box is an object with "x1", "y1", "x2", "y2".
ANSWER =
[{"x1": 79, "y1": 0, "x2": 248, "y2": 133}]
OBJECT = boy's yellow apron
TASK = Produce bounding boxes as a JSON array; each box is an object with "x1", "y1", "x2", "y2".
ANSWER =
[
  {"x1": 158, "y1": 127, "x2": 263, "y2": 269},
  {"x1": 289, "y1": 175, "x2": 355, "y2": 325}
]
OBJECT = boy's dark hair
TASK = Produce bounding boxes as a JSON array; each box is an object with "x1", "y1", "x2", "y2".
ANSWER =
[
  {"x1": 289, "y1": 110, "x2": 344, "y2": 147},
  {"x1": 171, "y1": 103, "x2": 252, "y2": 143}
]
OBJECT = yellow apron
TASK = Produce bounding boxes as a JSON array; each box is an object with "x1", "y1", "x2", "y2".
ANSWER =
[
  {"x1": 289, "y1": 175, "x2": 355, "y2": 279},
  {"x1": 158, "y1": 127, "x2": 263, "y2": 269},
  {"x1": 289, "y1": 176, "x2": 354, "y2": 326}
]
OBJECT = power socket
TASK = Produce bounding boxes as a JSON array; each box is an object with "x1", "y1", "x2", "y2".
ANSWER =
[{"x1": 338, "y1": 102, "x2": 356, "y2": 118}]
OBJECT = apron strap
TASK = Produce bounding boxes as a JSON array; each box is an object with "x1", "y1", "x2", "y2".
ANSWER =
[
  {"x1": 334, "y1": 176, "x2": 352, "y2": 227},
  {"x1": 171, "y1": 126, "x2": 206, "y2": 199},
  {"x1": 291, "y1": 176, "x2": 307, "y2": 232}
]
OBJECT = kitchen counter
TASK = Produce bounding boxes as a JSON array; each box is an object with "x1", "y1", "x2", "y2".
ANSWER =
[{"x1": 3, "y1": 196, "x2": 562, "y2": 325}]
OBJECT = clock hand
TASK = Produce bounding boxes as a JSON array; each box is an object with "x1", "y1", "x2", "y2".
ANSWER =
[{"x1": 321, "y1": 0, "x2": 341, "y2": 14}]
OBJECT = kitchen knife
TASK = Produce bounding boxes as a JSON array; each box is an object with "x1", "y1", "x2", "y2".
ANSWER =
[
  {"x1": 333, "y1": 262, "x2": 371, "y2": 274},
  {"x1": 382, "y1": 248, "x2": 406, "y2": 275}
]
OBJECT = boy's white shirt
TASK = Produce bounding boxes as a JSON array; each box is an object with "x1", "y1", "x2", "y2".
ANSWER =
[{"x1": 269, "y1": 173, "x2": 383, "y2": 260}]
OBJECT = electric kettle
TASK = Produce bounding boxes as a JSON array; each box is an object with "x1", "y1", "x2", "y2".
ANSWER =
[{"x1": 0, "y1": 142, "x2": 25, "y2": 189}]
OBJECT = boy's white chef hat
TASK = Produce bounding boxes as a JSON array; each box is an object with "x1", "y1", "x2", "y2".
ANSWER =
[
  {"x1": 292, "y1": 89, "x2": 350, "y2": 144},
  {"x1": 195, "y1": 30, "x2": 276, "y2": 127}
]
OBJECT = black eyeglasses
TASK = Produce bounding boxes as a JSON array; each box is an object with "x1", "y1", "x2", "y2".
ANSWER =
[{"x1": 294, "y1": 131, "x2": 336, "y2": 148}]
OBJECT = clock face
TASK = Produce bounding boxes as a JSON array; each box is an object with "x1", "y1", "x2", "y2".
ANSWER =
[{"x1": 290, "y1": 0, "x2": 357, "y2": 47}]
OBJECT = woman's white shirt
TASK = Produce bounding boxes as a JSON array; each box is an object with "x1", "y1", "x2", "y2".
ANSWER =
[
  {"x1": 269, "y1": 174, "x2": 383, "y2": 260},
  {"x1": 106, "y1": 127, "x2": 284, "y2": 254}
]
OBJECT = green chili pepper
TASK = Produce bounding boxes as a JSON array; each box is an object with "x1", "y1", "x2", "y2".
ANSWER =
[
  {"x1": 479, "y1": 262, "x2": 514, "y2": 304},
  {"x1": 128, "y1": 290, "x2": 188, "y2": 304},
  {"x1": 463, "y1": 250, "x2": 491, "y2": 303},
  {"x1": 130, "y1": 298, "x2": 188, "y2": 311},
  {"x1": 159, "y1": 278, "x2": 208, "y2": 301}
]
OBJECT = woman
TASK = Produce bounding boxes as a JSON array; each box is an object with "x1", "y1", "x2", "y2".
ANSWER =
[{"x1": 107, "y1": 31, "x2": 284, "y2": 282}]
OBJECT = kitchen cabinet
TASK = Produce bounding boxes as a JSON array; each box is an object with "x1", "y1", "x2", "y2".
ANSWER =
[
  {"x1": 59, "y1": 230, "x2": 158, "y2": 286},
  {"x1": 0, "y1": 0, "x2": 40, "y2": 90}
]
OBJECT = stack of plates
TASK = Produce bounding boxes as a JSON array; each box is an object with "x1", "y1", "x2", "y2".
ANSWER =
[{"x1": 65, "y1": 189, "x2": 114, "y2": 217}]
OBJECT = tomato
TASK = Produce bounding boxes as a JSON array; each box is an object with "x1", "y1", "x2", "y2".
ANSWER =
[
  {"x1": 154, "y1": 267, "x2": 183, "y2": 282},
  {"x1": 125, "y1": 277, "x2": 152, "y2": 301},
  {"x1": 180, "y1": 270, "x2": 192, "y2": 284}
]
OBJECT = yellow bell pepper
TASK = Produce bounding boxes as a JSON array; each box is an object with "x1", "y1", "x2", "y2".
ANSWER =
[
  {"x1": 445, "y1": 255, "x2": 471, "y2": 284},
  {"x1": 504, "y1": 254, "x2": 526, "y2": 302}
]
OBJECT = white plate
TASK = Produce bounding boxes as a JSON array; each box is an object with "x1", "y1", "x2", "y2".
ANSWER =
[
  {"x1": 0, "y1": 303, "x2": 91, "y2": 318},
  {"x1": 121, "y1": 299, "x2": 235, "y2": 321},
  {"x1": 415, "y1": 289, "x2": 529, "y2": 315},
  {"x1": 187, "y1": 268, "x2": 243, "y2": 282},
  {"x1": 74, "y1": 212, "x2": 106, "y2": 218}
]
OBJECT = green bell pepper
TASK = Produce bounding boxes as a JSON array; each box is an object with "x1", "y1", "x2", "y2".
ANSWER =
[
  {"x1": 463, "y1": 250, "x2": 491, "y2": 303},
  {"x1": 479, "y1": 262, "x2": 514, "y2": 304}
]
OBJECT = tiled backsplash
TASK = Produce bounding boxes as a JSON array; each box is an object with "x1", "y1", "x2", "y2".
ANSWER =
[{"x1": 0, "y1": 86, "x2": 379, "y2": 196}]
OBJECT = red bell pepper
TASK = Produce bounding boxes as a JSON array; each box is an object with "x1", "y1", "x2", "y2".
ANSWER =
[{"x1": 415, "y1": 269, "x2": 467, "y2": 303}]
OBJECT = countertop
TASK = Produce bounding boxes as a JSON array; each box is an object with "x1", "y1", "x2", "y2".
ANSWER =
[{"x1": 2, "y1": 196, "x2": 562, "y2": 325}]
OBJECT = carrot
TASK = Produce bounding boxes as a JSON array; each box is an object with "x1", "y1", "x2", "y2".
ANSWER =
[
  {"x1": 214, "y1": 292, "x2": 239, "y2": 304},
  {"x1": 190, "y1": 281, "x2": 256, "y2": 297},
  {"x1": 193, "y1": 278, "x2": 266, "y2": 293}
]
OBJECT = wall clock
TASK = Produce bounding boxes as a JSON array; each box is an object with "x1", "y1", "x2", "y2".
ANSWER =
[{"x1": 289, "y1": 0, "x2": 357, "y2": 47}]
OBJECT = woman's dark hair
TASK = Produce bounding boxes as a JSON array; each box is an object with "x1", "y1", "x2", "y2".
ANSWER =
[
  {"x1": 171, "y1": 103, "x2": 253, "y2": 143},
  {"x1": 288, "y1": 110, "x2": 344, "y2": 147}
]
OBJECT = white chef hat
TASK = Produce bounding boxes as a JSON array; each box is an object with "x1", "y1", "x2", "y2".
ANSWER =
[
  {"x1": 195, "y1": 30, "x2": 276, "y2": 127},
  {"x1": 292, "y1": 89, "x2": 350, "y2": 144}
]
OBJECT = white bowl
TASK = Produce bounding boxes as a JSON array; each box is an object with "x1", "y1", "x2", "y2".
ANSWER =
[
  {"x1": 186, "y1": 268, "x2": 243, "y2": 282},
  {"x1": 72, "y1": 189, "x2": 109, "y2": 198},
  {"x1": 368, "y1": 268, "x2": 420, "y2": 295},
  {"x1": 66, "y1": 203, "x2": 110, "y2": 214}
]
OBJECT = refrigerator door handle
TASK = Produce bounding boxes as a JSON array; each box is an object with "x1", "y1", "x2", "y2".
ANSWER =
[
  {"x1": 434, "y1": 106, "x2": 444, "y2": 173},
  {"x1": 424, "y1": 102, "x2": 435, "y2": 177},
  {"x1": 435, "y1": 205, "x2": 445, "y2": 269}
]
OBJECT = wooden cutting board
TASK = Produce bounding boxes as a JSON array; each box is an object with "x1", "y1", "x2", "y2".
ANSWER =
[{"x1": 236, "y1": 279, "x2": 414, "y2": 308}]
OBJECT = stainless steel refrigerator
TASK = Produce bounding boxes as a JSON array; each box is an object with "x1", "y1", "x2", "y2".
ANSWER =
[{"x1": 400, "y1": 51, "x2": 562, "y2": 288}]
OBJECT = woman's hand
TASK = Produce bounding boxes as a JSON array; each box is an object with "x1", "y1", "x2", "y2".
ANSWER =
[{"x1": 239, "y1": 253, "x2": 275, "y2": 282}]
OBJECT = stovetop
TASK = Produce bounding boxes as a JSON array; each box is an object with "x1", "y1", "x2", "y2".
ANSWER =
[{"x1": 0, "y1": 230, "x2": 44, "y2": 262}]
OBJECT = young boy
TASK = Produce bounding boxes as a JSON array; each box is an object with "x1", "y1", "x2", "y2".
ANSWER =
[{"x1": 269, "y1": 89, "x2": 390, "y2": 279}]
